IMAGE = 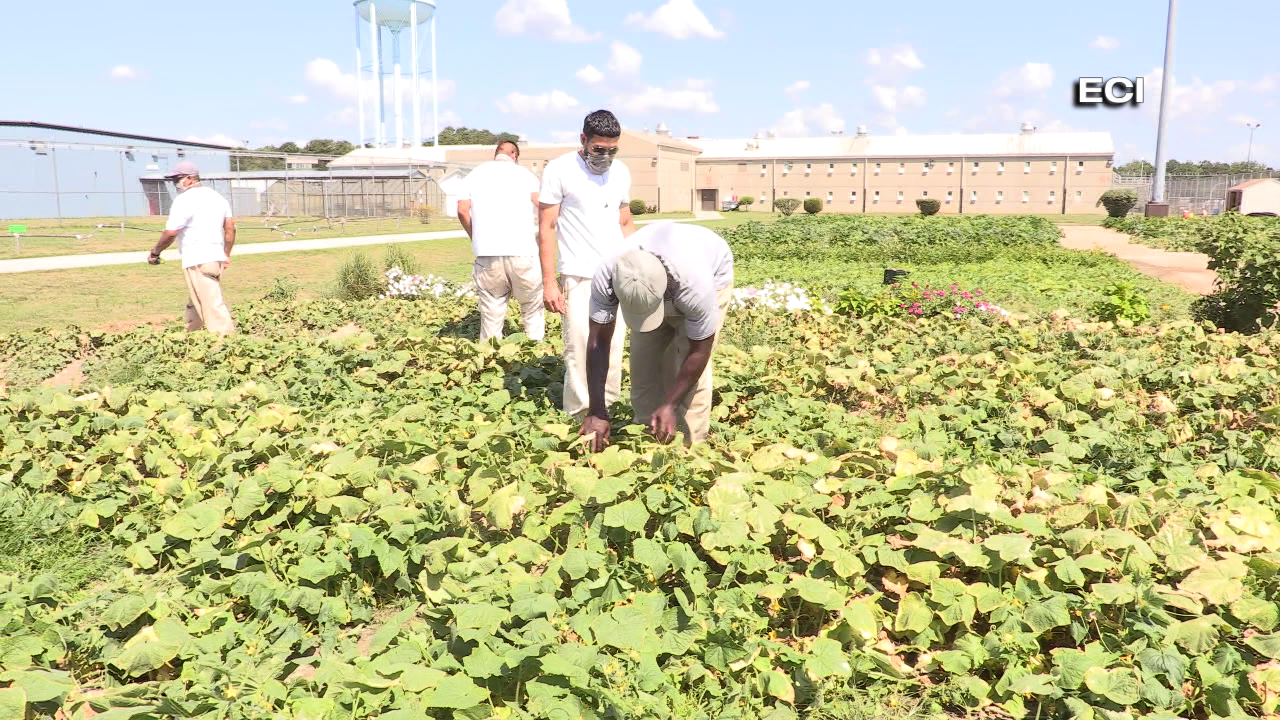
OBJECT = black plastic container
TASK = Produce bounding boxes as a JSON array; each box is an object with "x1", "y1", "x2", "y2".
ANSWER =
[{"x1": 883, "y1": 269, "x2": 910, "y2": 285}]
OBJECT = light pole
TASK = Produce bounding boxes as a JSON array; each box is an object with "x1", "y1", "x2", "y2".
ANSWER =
[
  {"x1": 1147, "y1": 0, "x2": 1177, "y2": 216},
  {"x1": 1247, "y1": 122, "x2": 1261, "y2": 165}
]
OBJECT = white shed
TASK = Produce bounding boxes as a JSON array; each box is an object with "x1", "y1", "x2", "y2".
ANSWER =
[
  {"x1": 438, "y1": 168, "x2": 471, "y2": 217},
  {"x1": 1226, "y1": 178, "x2": 1280, "y2": 215}
]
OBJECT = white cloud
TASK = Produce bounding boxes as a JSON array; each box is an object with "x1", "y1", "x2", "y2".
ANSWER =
[
  {"x1": 285, "y1": 94, "x2": 308, "y2": 104},
  {"x1": 1143, "y1": 68, "x2": 1237, "y2": 118},
  {"x1": 109, "y1": 65, "x2": 138, "y2": 80},
  {"x1": 1254, "y1": 75, "x2": 1279, "y2": 93},
  {"x1": 608, "y1": 41, "x2": 643, "y2": 76},
  {"x1": 770, "y1": 103, "x2": 845, "y2": 137},
  {"x1": 305, "y1": 58, "x2": 455, "y2": 109},
  {"x1": 865, "y1": 45, "x2": 924, "y2": 73},
  {"x1": 612, "y1": 80, "x2": 719, "y2": 114},
  {"x1": 186, "y1": 133, "x2": 240, "y2": 147},
  {"x1": 550, "y1": 130, "x2": 582, "y2": 143},
  {"x1": 961, "y1": 105, "x2": 1078, "y2": 135},
  {"x1": 577, "y1": 64, "x2": 604, "y2": 85},
  {"x1": 1091, "y1": 35, "x2": 1120, "y2": 50},
  {"x1": 495, "y1": 0, "x2": 599, "y2": 42},
  {"x1": 305, "y1": 58, "x2": 358, "y2": 99},
  {"x1": 785, "y1": 80, "x2": 810, "y2": 99},
  {"x1": 993, "y1": 62, "x2": 1054, "y2": 99},
  {"x1": 496, "y1": 89, "x2": 581, "y2": 116},
  {"x1": 625, "y1": 0, "x2": 724, "y2": 39},
  {"x1": 870, "y1": 85, "x2": 926, "y2": 113}
]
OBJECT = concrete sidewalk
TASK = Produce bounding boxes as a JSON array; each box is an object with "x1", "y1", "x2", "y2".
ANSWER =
[
  {"x1": 1057, "y1": 225, "x2": 1218, "y2": 295},
  {"x1": 0, "y1": 217, "x2": 696, "y2": 274}
]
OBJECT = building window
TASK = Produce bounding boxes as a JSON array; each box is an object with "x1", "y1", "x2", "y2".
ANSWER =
[
  {"x1": 897, "y1": 190, "x2": 904, "y2": 202},
  {"x1": 1049, "y1": 190, "x2": 1056, "y2": 203},
  {"x1": 921, "y1": 190, "x2": 928, "y2": 197},
  {"x1": 970, "y1": 190, "x2": 977, "y2": 203},
  {"x1": 998, "y1": 161, "x2": 1005, "y2": 174},
  {"x1": 850, "y1": 190, "x2": 857, "y2": 203},
  {"x1": 784, "y1": 162, "x2": 792, "y2": 175},
  {"x1": 898, "y1": 163, "x2": 905, "y2": 175},
  {"x1": 1022, "y1": 190, "x2": 1030, "y2": 203},
  {"x1": 923, "y1": 161, "x2": 931, "y2": 174},
  {"x1": 947, "y1": 162, "x2": 954, "y2": 175},
  {"x1": 972, "y1": 161, "x2": 980, "y2": 173},
  {"x1": 1077, "y1": 160, "x2": 1085, "y2": 174},
  {"x1": 1024, "y1": 161, "x2": 1032, "y2": 174},
  {"x1": 805, "y1": 191, "x2": 811, "y2": 197},
  {"x1": 1050, "y1": 160, "x2": 1058, "y2": 174},
  {"x1": 946, "y1": 190, "x2": 953, "y2": 203},
  {"x1": 783, "y1": 190, "x2": 789, "y2": 196},
  {"x1": 1075, "y1": 190, "x2": 1082, "y2": 203},
  {"x1": 874, "y1": 191, "x2": 880, "y2": 203},
  {"x1": 874, "y1": 163, "x2": 881, "y2": 175},
  {"x1": 826, "y1": 191, "x2": 833, "y2": 204},
  {"x1": 828, "y1": 163, "x2": 834, "y2": 175},
  {"x1": 761, "y1": 163, "x2": 767, "y2": 176},
  {"x1": 851, "y1": 163, "x2": 857, "y2": 175},
  {"x1": 997, "y1": 191, "x2": 1003, "y2": 203},
  {"x1": 805, "y1": 163, "x2": 812, "y2": 175}
]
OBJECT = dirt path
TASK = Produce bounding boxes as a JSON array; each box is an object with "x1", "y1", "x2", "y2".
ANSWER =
[{"x1": 1058, "y1": 225, "x2": 1218, "y2": 295}]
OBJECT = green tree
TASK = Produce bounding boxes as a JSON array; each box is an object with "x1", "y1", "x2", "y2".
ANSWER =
[
  {"x1": 803, "y1": 198, "x2": 823, "y2": 214},
  {"x1": 1097, "y1": 188, "x2": 1138, "y2": 217},
  {"x1": 1114, "y1": 160, "x2": 1154, "y2": 175},
  {"x1": 431, "y1": 127, "x2": 520, "y2": 146},
  {"x1": 773, "y1": 198, "x2": 802, "y2": 216}
]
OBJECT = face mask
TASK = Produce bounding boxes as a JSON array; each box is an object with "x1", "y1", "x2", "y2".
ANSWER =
[
  {"x1": 583, "y1": 151, "x2": 614, "y2": 174},
  {"x1": 495, "y1": 154, "x2": 515, "y2": 163}
]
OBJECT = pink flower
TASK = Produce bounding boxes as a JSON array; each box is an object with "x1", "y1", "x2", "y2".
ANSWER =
[
  {"x1": 975, "y1": 289, "x2": 984, "y2": 296},
  {"x1": 962, "y1": 291, "x2": 972, "y2": 299}
]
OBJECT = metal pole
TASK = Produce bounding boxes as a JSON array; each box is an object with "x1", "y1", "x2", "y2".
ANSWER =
[
  {"x1": 117, "y1": 151, "x2": 126, "y2": 239},
  {"x1": 431, "y1": 14, "x2": 438, "y2": 147},
  {"x1": 370, "y1": 3, "x2": 382, "y2": 148},
  {"x1": 1150, "y1": 0, "x2": 1177, "y2": 207},
  {"x1": 411, "y1": 1, "x2": 421, "y2": 148},
  {"x1": 51, "y1": 147, "x2": 63, "y2": 226},
  {"x1": 356, "y1": 5, "x2": 366, "y2": 148},
  {"x1": 1246, "y1": 123, "x2": 1260, "y2": 164}
]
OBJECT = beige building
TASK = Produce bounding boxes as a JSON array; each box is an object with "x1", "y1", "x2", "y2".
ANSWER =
[{"x1": 330, "y1": 122, "x2": 1115, "y2": 216}]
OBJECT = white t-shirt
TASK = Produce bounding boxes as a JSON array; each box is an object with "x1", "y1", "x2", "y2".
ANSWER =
[
  {"x1": 537, "y1": 151, "x2": 633, "y2": 278},
  {"x1": 456, "y1": 157, "x2": 540, "y2": 257},
  {"x1": 165, "y1": 186, "x2": 233, "y2": 269}
]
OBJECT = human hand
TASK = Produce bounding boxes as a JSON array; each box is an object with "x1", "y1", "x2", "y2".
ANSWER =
[
  {"x1": 543, "y1": 284, "x2": 566, "y2": 314},
  {"x1": 147, "y1": 252, "x2": 161, "y2": 265},
  {"x1": 579, "y1": 415, "x2": 611, "y2": 452},
  {"x1": 649, "y1": 404, "x2": 678, "y2": 444}
]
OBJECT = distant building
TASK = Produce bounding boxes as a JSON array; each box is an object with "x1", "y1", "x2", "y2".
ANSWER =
[{"x1": 0, "y1": 121, "x2": 233, "y2": 219}]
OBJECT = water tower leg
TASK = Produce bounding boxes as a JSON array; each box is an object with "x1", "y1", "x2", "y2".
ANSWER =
[
  {"x1": 431, "y1": 14, "x2": 438, "y2": 148},
  {"x1": 370, "y1": 4, "x2": 382, "y2": 147},
  {"x1": 394, "y1": 33, "x2": 404, "y2": 149},
  {"x1": 355, "y1": 6, "x2": 365, "y2": 148},
  {"x1": 411, "y1": 2, "x2": 420, "y2": 148}
]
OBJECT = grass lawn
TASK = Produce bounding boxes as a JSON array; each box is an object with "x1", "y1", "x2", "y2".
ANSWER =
[{"x1": 0, "y1": 215, "x2": 467, "y2": 260}]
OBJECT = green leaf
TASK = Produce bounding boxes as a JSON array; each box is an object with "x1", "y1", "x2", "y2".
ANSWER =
[
  {"x1": 231, "y1": 477, "x2": 267, "y2": 520},
  {"x1": 632, "y1": 538, "x2": 671, "y2": 575},
  {"x1": 1091, "y1": 581, "x2": 1137, "y2": 605},
  {"x1": 1024, "y1": 596, "x2": 1071, "y2": 634},
  {"x1": 1054, "y1": 557, "x2": 1087, "y2": 587},
  {"x1": 1008, "y1": 673, "x2": 1059, "y2": 697},
  {"x1": 1246, "y1": 633, "x2": 1280, "y2": 660},
  {"x1": 1179, "y1": 558, "x2": 1248, "y2": 606},
  {"x1": 602, "y1": 499, "x2": 650, "y2": 533},
  {"x1": 762, "y1": 670, "x2": 795, "y2": 704},
  {"x1": 453, "y1": 604, "x2": 511, "y2": 635},
  {"x1": 109, "y1": 618, "x2": 193, "y2": 677},
  {"x1": 1231, "y1": 596, "x2": 1280, "y2": 631},
  {"x1": 983, "y1": 534, "x2": 1034, "y2": 563},
  {"x1": 1167, "y1": 616, "x2": 1225, "y2": 654},
  {"x1": 101, "y1": 594, "x2": 151, "y2": 630},
  {"x1": 894, "y1": 593, "x2": 933, "y2": 634},
  {"x1": 423, "y1": 674, "x2": 489, "y2": 709},
  {"x1": 805, "y1": 638, "x2": 852, "y2": 679},
  {"x1": 1136, "y1": 648, "x2": 1186, "y2": 685},
  {"x1": 791, "y1": 576, "x2": 845, "y2": 611},
  {"x1": 2, "y1": 668, "x2": 75, "y2": 704},
  {"x1": 1052, "y1": 644, "x2": 1113, "y2": 690},
  {"x1": 1083, "y1": 666, "x2": 1141, "y2": 706},
  {"x1": 0, "y1": 688, "x2": 26, "y2": 719},
  {"x1": 159, "y1": 499, "x2": 227, "y2": 540}
]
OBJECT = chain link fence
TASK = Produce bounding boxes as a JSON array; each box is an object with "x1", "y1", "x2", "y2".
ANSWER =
[{"x1": 1112, "y1": 170, "x2": 1280, "y2": 215}]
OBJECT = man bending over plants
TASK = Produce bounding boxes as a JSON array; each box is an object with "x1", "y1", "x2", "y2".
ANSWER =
[{"x1": 579, "y1": 221, "x2": 735, "y2": 451}]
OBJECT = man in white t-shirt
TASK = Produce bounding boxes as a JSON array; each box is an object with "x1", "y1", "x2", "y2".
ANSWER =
[
  {"x1": 147, "y1": 161, "x2": 237, "y2": 335},
  {"x1": 456, "y1": 140, "x2": 544, "y2": 342},
  {"x1": 537, "y1": 109, "x2": 638, "y2": 420}
]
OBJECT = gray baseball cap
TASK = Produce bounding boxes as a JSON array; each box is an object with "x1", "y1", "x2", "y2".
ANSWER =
[
  {"x1": 614, "y1": 249, "x2": 668, "y2": 332},
  {"x1": 164, "y1": 161, "x2": 200, "y2": 179}
]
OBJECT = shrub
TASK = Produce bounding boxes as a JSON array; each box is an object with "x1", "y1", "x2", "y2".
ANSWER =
[
  {"x1": 262, "y1": 276, "x2": 300, "y2": 303},
  {"x1": 915, "y1": 198, "x2": 941, "y2": 216},
  {"x1": 335, "y1": 252, "x2": 382, "y2": 301},
  {"x1": 645, "y1": 204, "x2": 657, "y2": 214},
  {"x1": 1191, "y1": 213, "x2": 1280, "y2": 333},
  {"x1": 629, "y1": 199, "x2": 647, "y2": 216},
  {"x1": 773, "y1": 198, "x2": 802, "y2": 216},
  {"x1": 1097, "y1": 188, "x2": 1138, "y2": 218},
  {"x1": 736, "y1": 196, "x2": 755, "y2": 211},
  {"x1": 803, "y1": 198, "x2": 823, "y2": 214},
  {"x1": 383, "y1": 244, "x2": 421, "y2": 277},
  {"x1": 1090, "y1": 281, "x2": 1151, "y2": 324},
  {"x1": 414, "y1": 205, "x2": 433, "y2": 224}
]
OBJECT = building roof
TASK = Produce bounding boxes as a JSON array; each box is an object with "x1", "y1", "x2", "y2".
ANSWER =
[
  {"x1": 1229, "y1": 178, "x2": 1280, "y2": 190},
  {"x1": 0, "y1": 120, "x2": 234, "y2": 149},
  {"x1": 139, "y1": 168, "x2": 430, "y2": 181},
  {"x1": 685, "y1": 131, "x2": 1115, "y2": 160}
]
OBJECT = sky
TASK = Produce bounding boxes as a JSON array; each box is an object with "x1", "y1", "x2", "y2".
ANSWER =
[{"x1": 1, "y1": 0, "x2": 1277, "y2": 165}]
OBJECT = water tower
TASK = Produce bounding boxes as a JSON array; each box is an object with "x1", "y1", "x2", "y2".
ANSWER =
[{"x1": 353, "y1": 0, "x2": 438, "y2": 148}]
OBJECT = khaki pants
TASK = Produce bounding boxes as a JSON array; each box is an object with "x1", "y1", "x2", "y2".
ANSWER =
[
  {"x1": 630, "y1": 284, "x2": 733, "y2": 445},
  {"x1": 474, "y1": 256, "x2": 545, "y2": 342},
  {"x1": 182, "y1": 262, "x2": 235, "y2": 335},
  {"x1": 561, "y1": 275, "x2": 626, "y2": 420}
]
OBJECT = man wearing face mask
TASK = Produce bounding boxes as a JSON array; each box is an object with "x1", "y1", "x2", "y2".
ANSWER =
[
  {"x1": 456, "y1": 139, "x2": 544, "y2": 343},
  {"x1": 147, "y1": 161, "x2": 237, "y2": 335},
  {"x1": 537, "y1": 109, "x2": 638, "y2": 421}
]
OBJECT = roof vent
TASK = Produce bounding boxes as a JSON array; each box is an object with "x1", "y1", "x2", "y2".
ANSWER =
[
  {"x1": 855, "y1": 125, "x2": 868, "y2": 138},
  {"x1": 655, "y1": 122, "x2": 670, "y2": 137},
  {"x1": 1020, "y1": 122, "x2": 1036, "y2": 135}
]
